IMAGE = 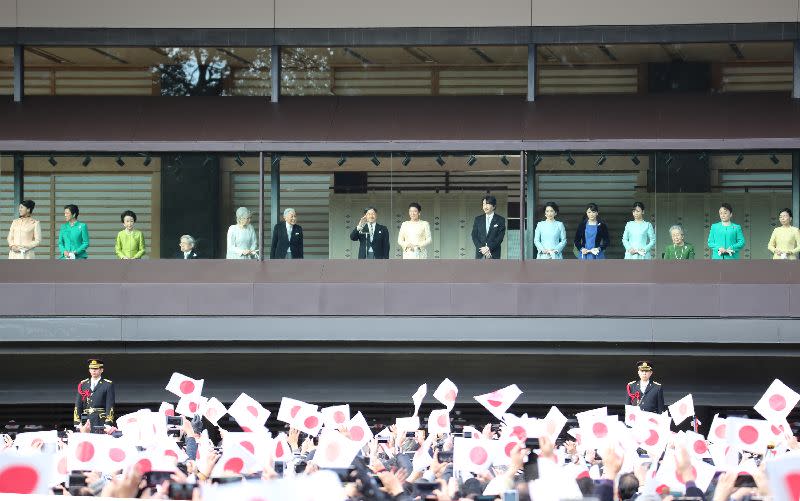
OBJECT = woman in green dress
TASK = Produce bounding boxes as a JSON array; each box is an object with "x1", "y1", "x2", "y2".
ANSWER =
[
  {"x1": 662, "y1": 224, "x2": 695, "y2": 260},
  {"x1": 707, "y1": 202, "x2": 745, "y2": 260}
]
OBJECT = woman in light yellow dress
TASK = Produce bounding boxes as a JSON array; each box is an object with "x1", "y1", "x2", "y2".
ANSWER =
[
  {"x1": 767, "y1": 208, "x2": 800, "y2": 260},
  {"x1": 397, "y1": 202, "x2": 432, "y2": 259},
  {"x1": 7, "y1": 200, "x2": 41, "y2": 259}
]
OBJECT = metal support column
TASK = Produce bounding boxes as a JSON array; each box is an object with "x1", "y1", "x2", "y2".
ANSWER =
[
  {"x1": 519, "y1": 151, "x2": 526, "y2": 260},
  {"x1": 13, "y1": 45, "x2": 24, "y2": 103},
  {"x1": 527, "y1": 44, "x2": 536, "y2": 102},
  {"x1": 271, "y1": 46, "x2": 281, "y2": 103},
  {"x1": 793, "y1": 152, "x2": 799, "y2": 226},
  {"x1": 270, "y1": 154, "x2": 281, "y2": 236},
  {"x1": 258, "y1": 152, "x2": 265, "y2": 261},
  {"x1": 526, "y1": 152, "x2": 537, "y2": 260},
  {"x1": 793, "y1": 40, "x2": 800, "y2": 100},
  {"x1": 13, "y1": 154, "x2": 24, "y2": 208}
]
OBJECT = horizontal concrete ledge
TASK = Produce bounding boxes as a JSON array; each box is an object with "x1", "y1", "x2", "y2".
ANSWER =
[{"x1": 1, "y1": 317, "x2": 799, "y2": 347}]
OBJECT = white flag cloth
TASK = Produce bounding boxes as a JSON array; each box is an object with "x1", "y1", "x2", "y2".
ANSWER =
[
  {"x1": 474, "y1": 384, "x2": 522, "y2": 420},
  {"x1": 346, "y1": 411, "x2": 373, "y2": 448},
  {"x1": 223, "y1": 431, "x2": 271, "y2": 468},
  {"x1": 176, "y1": 395, "x2": 208, "y2": 418},
  {"x1": 624, "y1": 405, "x2": 642, "y2": 427},
  {"x1": 668, "y1": 394, "x2": 695, "y2": 426},
  {"x1": 228, "y1": 393, "x2": 270, "y2": 431},
  {"x1": 165, "y1": 372, "x2": 204, "y2": 398},
  {"x1": 272, "y1": 432, "x2": 292, "y2": 463},
  {"x1": 542, "y1": 406, "x2": 568, "y2": 441},
  {"x1": 211, "y1": 442, "x2": 260, "y2": 476},
  {"x1": 292, "y1": 406, "x2": 325, "y2": 437},
  {"x1": 707, "y1": 414, "x2": 728, "y2": 443},
  {"x1": 427, "y1": 409, "x2": 451, "y2": 435},
  {"x1": 395, "y1": 416, "x2": 420, "y2": 436},
  {"x1": 314, "y1": 429, "x2": 361, "y2": 468},
  {"x1": 412, "y1": 384, "x2": 427, "y2": 417},
  {"x1": 12, "y1": 431, "x2": 58, "y2": 451},
  {"x1": 158, "y1": 402, "x2": 175, "y2": 417},
  {"x1": 682, "y1": 430, "x2": 711, "y2": 459},
  {"x1": 276, "y1": 397, "x2": 317, "y2": 425},
  {"x1": 0, "y1": 452, "x2": 57, "y2": 495},
  {"x1": 321, "y1": 404, "x2": 351, "y2": 429},
  {"x1": 754, "y1": 378, "x2": 800, "y2": 424},
  {"x1": 765, "y1": 452, "x2": 800, "y2": 501},
  {"x1": 725, "y1": 417, "x2": 771, "y2": 454},
  {"x1": 202, "y1": 397, "x2": 228, "y2": 426},
  {"x1": 453, "y1": 437, "x2": 493, "y2": 473},
  {"x1": 432, "y1": 378, "x2": 459, "y2": 411},
  {"x1": 67, "y1": 434, "x2": 137, "y2": 473}
]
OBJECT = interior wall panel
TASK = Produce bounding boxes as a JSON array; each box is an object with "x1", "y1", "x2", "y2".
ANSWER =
[{"x1": 0, "y1": 0, "x2": 15, "y2": 28}]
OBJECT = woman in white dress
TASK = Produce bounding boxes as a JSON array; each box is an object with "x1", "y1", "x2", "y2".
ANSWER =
[
  {"x1": 622, "y1": 201, "x2": 656, "y2": 260},
  {"x1": 226, "y1": 206, "x2": 258, "y2": 259},
  {"x1": 397, "y1": 202, "x2": 432, "y2": 259}
]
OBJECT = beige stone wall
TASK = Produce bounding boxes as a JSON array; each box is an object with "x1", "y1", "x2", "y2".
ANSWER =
[{"x1": 2, "y1": 0, "x2": 797, "y2": 28}]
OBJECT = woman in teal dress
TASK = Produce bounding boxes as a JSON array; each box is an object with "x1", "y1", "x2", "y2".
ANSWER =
[
  {"x1": 707, "y1": 202, "x2": 745, "y2": 260},
  {"x1": 533, "y1": 201, "x2": 567, "y2": 259},
  {"x1": 58, "y1": 204, "x2": 89, "y2": 259},
  {"x1": 622, "y1": 202, "x2": 656, "y2": 260}
]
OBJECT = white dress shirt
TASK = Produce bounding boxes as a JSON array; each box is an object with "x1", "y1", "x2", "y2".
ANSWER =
[{"x1": 485, "y1": 213, "x2": 494, "y2": 235}]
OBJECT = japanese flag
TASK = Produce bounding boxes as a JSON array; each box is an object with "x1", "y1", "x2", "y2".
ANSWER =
[
  {"x1": 668, "y1": 394, "x2": 695, "y2": 426},
  {"x1": 68, "y1": 434, "x2": 137, "y2": 473},
  {"x1": 576, "y1": 412, "x2": 613, "y2": 451},
  {"x1": 433, "y1": 378, "x2": 459, "y2": 411},
  {"x1": 633, "y1": 412, "x2": 670, "y2": 458},
  {"x1": 154, "y1": 437, "x2": 188, "y2": 464},
  {"x1": 133, "y1": 451, "x2": 179, "y2": 474},
  {"x1": 427, "y1": 409, "x2": 451, "y2": 435},
  {"x1": 228, "y1": 393, "x2": 270, "y2": 432},
  {"x1": 203, "y1": 397, "x2": 228, "y2": 426},
  {"x1": 395, "y1": 416, "x2": 421, "y2": 436},
  {"x1": 314, "y1": 429, "x2": 361, "y2": 468},
  {"x1": 345, "y1": 411, "x2": 373, "y2": 447},
  {"x1": 321, "y1": 404, "x2": 351, "y2": 429},
  {"x1": 272, "y1": 432, "x2": 292, "y2": 463},
  {"x1": 767, "y1": 418, "x2": 792, "y2": 446},
  {"x1": 412, "y1": 383, "x2": 427, "y2": 417},
  {"x1": 165, "y1": 372, "x2": 204, "y2": 398},
  {"x1": 494, "y1": 429, "x2": 526, "y2": 466},
  {"x1": 117, "y1": 409, "x2": 167, "y2": 448},
  {"x1": 212, "y1": 442, "x2": 260, "y2": 476},
  {"x1": 292, "y1": 406, "x2": 324, "y2": 437},
  {"x1": 754, "y1": 378, "x2": 800, "y2": 424},
  {"x1": 707, "y1": 414, "x2": 728, "y2": 443},
  {"x1": 277, "y1": 397, "x2": 317, "y2": 425},
  {"x1": 412, "y1": 435, "x2": 435, "y2": 472},
  {"x1": 176, "y1": 395, "x2": 208, "y2": 418},
  {"x1": 764, "y1": 453, "x2": 800, "y2": 501},
  {"x1": 12, "y1": 430, "x2": 57, "y2": 451},
  {"x1": 542, "y1": 406, "x2": 568, "y2": 441},
  {"x1": 0, "y1": 452, "x2": 57, "y2": 494},
  {"x1": 223, "y1": 431, "x2": 271, "y2": 467},
  {"x1": 453, "y1": 437, "x2": 493, "y2": 473},
  {"x1": 725, "y1": 417, "x2": 771, "y2": 454},
  {"x1": 682, "y1": 431, "x2": 711, "y2": 459},
  {"x1": 624, "y1": 405, "x2": 642, "y2": 427},
  {"x1": 474, "y1": 384, "x2": 522, "y2": 419},
  {"x1": 708, "y1": 441, "x2": 738, "y2": 469},
  {"x1": 654, "y1": 450, "x2": 716, "y2": 494},
  {"x1": 158, "y1": 402, "x2": 175, "y2": 417}
]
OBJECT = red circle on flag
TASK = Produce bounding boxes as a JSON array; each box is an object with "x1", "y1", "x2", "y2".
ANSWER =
[
  {"x1": 592, "y1": 422, "x2": 608, "y2": 438},
  {"x1": 676, "y1": 466, "x2": 697, "y2": 485},
  {"x1": 334, "y1": 411, "x2": 346, "y2": 424},
  {"x1": 75, "y1": 441, "x2": 95, "y2": 462},
  {"x1": 135, "y1": 459, "x2": 152, "y2": 474},
  {"x1": 241, "y1": 426, "x2": 252, "y2": 433},
  {"x1": 275, "y1": 442, "x2": 285, "y2": 459},
  {"x1": 240, "y1": 441, "x2": 255, "y2": 455},
  {"x1": 645, "y1": 429, "x2": 660, "y2": 446},
  {"x1": 350, "y1": 426, "x2": 364, "y2": 442},
  {"x1": 290, "y1": 405, "x2": 301, "y2": 418},
  {"x1": 179, "y1": 381, "x2": 195, "y2": 395},
  {"x1": 304, "y1": 416, "x2": 319, "y2": 429},
  {"x1": 108, "y1": 447, "x2": 126, "y2": 462},
  {"x1": 206, "y1": 408, "x2": 218, "y2": 420},
  {"x1": 325, "y1": 442, "x2": 342, "y2": 462},
  {"x1": 31, "y1": 438, "x2": 43, "y2": 448},
  {"x1": 715, "y1": 424, "x2": 727, "y2": 439},
  {"x1": 188, "y1": 402, "x2": 198, "y2": 413},
  {"x1": 693, "y1": 440, "x2": 708, "y2": 454},
  {"x1": 739, "y1": 425, "x2": 759, "y2": 445},
  {"x1": 165, "y1": 409, "x2": 175, "y2": 417},
  {"x1": 224, "y1": 458, "x2": 244, "y2": 474},
  {"x1": 648, "y1": 418, "x2": 658, "y2": 425},
  {"x1": 445, "y1": 390, "x2": 457, "y2": 402},
  {"x1": 0, "y1": 465, "x2": 39, "y2": 494},
  {"x1": 247, "y1": 405, "x2": 259, "y2": 418},
  {"x1": 511, "y1": 426, "x2": 527, "y2": 441},
  {"x1": 437, "y1": 415, "x2": 448, "y2": 427},
  {"x1": 679, "y1": 403, "x2": 687, "y2": 415},
  {"x1": 771, "y1": 424, "x2": 784, "y2": 435},
  {"x1": 628, "y1": 413, "x2": 636, "y2": 422},
  {"x1": 769, "y1": 394, "x2": 787, "y2": 412},
  {"x1": 504, "y1": 442, "x2": 516, "y2": 457},
  {"x1": 165, "y1": 450, "x2": 179, "y2": 460},
  {"x1": 469, "y1": 446, "x2": 488, "y2": 465},
  {"x1": 487, "y1": 391, "x2": 503, "y2": 408}
]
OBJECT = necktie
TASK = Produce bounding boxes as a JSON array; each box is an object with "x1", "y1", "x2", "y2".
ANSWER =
[
  {"x1": 486, "y1": 216, "x2": 491, "y2": 235},
  {"x1": 369, "y1": 224, "x2": 374, "y2": 241}
]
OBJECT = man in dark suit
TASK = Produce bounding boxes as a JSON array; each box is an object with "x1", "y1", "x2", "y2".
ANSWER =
[
  {"x1": 271, "y1": 208, "x2": 304, "y2": 259},
  {"x1": 74, "y1": 358, "x2": 116, "y2": 432},
  {"x1": 349, "y1": 207, "x2": 390, "y2": 259},
  {"x1": 471, "y1": 195, "x2": 506, "y2": 259},
  {"x1": 625, "y1": 361, "x2": 665, "y2": 414},
  {"x1": 175, "y1": 235, "x2": 199, "y2": 259}
]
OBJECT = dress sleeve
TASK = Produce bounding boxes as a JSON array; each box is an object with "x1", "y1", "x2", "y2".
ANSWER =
[
  {"x1": 792, "y1": 228, "x2": 800, "y2": 256},
  {"x1": 133, "y1": 231, "x2": 146, "y2": 259},
  {"x1": 6, "y1": 219, "x2": 16, "y2": 248},
  {"x1": 227, "y1": 226, "x2": 240, "y2": 256},
  {"x1": 621, "y1": 222, "x2": 632, "y2": 251},
  {"x1": 115, "y1": 231, "x2": 125, "y2": 259},
  {"x1": 687, "y1": 244, "x2": 696, "y2": 260},
  {"x1": 58, "y1": 224, "x2": 67, "y2": 255},
  {"x1": 707, "y1": 224, "x2": 717, "y2": 251},
  {"x1": 533, "y1": 222, "x2": 543, "y2": 254},
  {"x1": 420, "y1": 222, "x2": 432, "y2": 248},
  {"x1": 397, "y1": 222, "x2": 407, "y2": 248},
  {"x1": 248, "y1": 226, "x2": 258, "y2": 251},
  {"x1": 767, "y1": 228, "x2": 779, "y2": 254},
  {"x1": 731, "y1": 224, "x2": 746, "y2": 252},
  {"x1": 643, "y1": 222, "x2": 656, "y2": 253},
  {"x1": 31, "y1": 220, "x2": 41, "y2": 249},
  {"x1": 556, "y1": 222, "x2": 567, "y2": 253},
  {"x1": 75, "y1": 224, "x2": 90, "y2": 254}
]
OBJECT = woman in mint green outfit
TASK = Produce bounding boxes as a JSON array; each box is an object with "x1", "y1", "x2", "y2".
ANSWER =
[
  {"x1": 707, "y1": 202, "x2": 745, "y2": 259},
  {"x1": 58, "y1": 204, "x2": 90, "y2": 259},
  {"x1": 622, "y1": 202, "x2": 656, "y2": 259}
]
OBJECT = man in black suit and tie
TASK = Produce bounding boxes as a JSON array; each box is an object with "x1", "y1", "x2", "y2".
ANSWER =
[
  {"x1": 174, "y1": 235, "x2": 200, "y2": 259},
  {"x1": 625, "y1": 361, "x2": 665, "y2": 414},
  {"x1": 349, "y1": 207, "x2": 390, "y2": 259},
  {"x1": 471, "y1": 195, "x2": 506, "y2": 259},
  {"x1": 271, "y1": 208, "x2": 304, "y2": 259}
]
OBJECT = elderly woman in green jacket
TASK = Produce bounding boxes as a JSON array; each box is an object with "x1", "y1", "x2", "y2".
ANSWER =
[
  {"x1": 58, "y1": 204, "x2": 90, "y2": 259},
  {"x1": 707, "y1": 203, "x2": 745, "y2": 260}
]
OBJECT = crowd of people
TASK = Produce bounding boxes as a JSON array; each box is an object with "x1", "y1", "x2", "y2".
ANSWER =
[
  {"x1": 6, "y1": 198, "x2": 800, "y2": 260},
  {"x1": 1, "y1": 360, "x2": 798, "y2": 500}
]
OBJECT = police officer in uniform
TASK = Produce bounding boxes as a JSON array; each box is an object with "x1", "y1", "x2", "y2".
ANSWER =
[
  {"x1": 74, "y1": 359, "x2": 116, "y2": 432},
  {"x1": 625, "y1": 361, "x2": 665, "y2": 414}
]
